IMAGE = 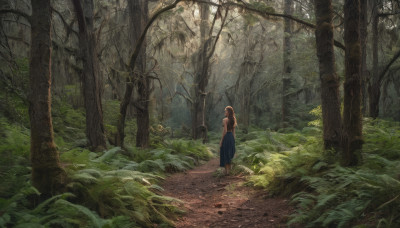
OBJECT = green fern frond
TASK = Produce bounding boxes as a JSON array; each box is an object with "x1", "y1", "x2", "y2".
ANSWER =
[
  {"x1": 93, "y1": 147, "x2": 122, "y2": 163},
  {"x1": 71, "y1": 172, "x2": 99, "y2": 184},
  {"x1": 32, "y1": 193, "x2": 75, "y2": 214},
  {"x1": 51, "y1": 199, "x2": 107, "y2": 227}
]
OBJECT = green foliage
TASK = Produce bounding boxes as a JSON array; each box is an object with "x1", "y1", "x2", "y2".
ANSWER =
[
  {"x1": 58, "y1": 140, "x2": 211, "y2": 226},
  {"x1": 120, "y1": 139, "x2": 212, "y2": 174},
  {"x1": 0, "y1": 187, "x2": 134, "y2": 227},
  {"x1": 242, "y1": 13, "x2": 260, "y2": 28},
  {"x1": 2, "y1": 138, "x2": 209, "y2": 227},
  {"x1": 67, "y1": 168, "x2": 182, "y2": 227},
  {"x1": 0, "y1": 118, "x2": 30, "y2": 158},
  {"x1": 248, "y1": 0, "x2": 275, "y2": 13},
  {"x1": 0, "y1": 58, "x2": 30, "y2": 125},
  {"x1": 51, "y1": 99, "x2": 86, "y2": 149},
  {"x1": 164, "y1": 139, "x2": 213, "y2": 162},
  {"x1": 61, "y1": 148, "x2": 111, "y2": 171},
  {"x1": 308, "y1": 105, "x2": 322, "y2": 128},
  {"x1": 150, "y1": 124, "x2": 171, "y2": 146},
  {"x1": 0, "y1": 119, "x2": 31, "y2": 198},
  {"x1": 363, "y1": 118, "x2": 400, "y2": 160},
  {"x1": 0, "y1": 89, "x2": 210, "y2": 228},
  {"x1": 231, "y1": 117, "x2": 400, "y2": 227}
]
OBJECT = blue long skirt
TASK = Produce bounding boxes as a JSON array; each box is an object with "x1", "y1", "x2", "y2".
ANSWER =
[{"x1": 220, "y1": 132, "x2": 235, "y2": 167}]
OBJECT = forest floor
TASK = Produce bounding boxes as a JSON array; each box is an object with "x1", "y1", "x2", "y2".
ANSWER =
[{"x1": 162, "y1": 158, "x2": 294, "y2": 228}]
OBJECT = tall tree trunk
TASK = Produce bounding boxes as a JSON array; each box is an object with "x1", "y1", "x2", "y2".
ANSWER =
[
  {"x1": 116, "y1": 0, "x2": 181, "y2": 147},
  {"x1": 191, "y1": 4, "x2": 227, "y2": 142},
  {"x1": 368, "y1": 2, "x2": 380, "y2": 118},
  {"x1": 191, "y1": 1, "x2": 210, "y2": 141},
  {"x1": 360, "y1": 0, "x2": 368, "y2": 115},
  {"x1": 135, "y1": 0, "x2": 150, "y2": 148},
  {"x1": 29, "y1": 0, "x2": 66, "y2": 197},
  {"x1": 235, "y1": 39, "x2": 263, "y2": 133},
  {"x1": 237, "y1": 54, "x2": 255, "y2": 133},
  {"x1": 116, "y1": 0, "x2": 148, "y2": 148},
  {"x1": 72, "y1": 0, "x2": 106, "y2": 151},
  {"x1": 314, "y1": 0, "x2": 342, "y2": 150},
  {"x1": 342, "y1": 0, "x2": 363, "y2": 166},
  {"x1": 281, "y1": 0, "x2": 293, "y2": 127}
]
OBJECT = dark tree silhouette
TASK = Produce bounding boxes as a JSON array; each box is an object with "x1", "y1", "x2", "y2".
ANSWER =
[
  {"x1": 314, "y1": 0, "x2": 342, "y2": 150},
  {"x1": 342, "y1": 0, "x2": 363, "y2": 166},
  {"x1": 29, "y1": 0, "x2": 66, "y2": 196},
  {"x1": 72, "y1": 0, "x2": 107, "y2": 151},
  {"x1": 281, "y1": 0, "x2": 293, "y2": 127}
]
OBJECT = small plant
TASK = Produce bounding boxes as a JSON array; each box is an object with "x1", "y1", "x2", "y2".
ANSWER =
[{"x1": 228, "y1": 117, "x2": 400, "y2": 227}]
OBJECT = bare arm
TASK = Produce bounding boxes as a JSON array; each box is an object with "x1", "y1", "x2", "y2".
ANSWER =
[{"x1": 220, "y1": 118, "x2": 227, "y2": 147}]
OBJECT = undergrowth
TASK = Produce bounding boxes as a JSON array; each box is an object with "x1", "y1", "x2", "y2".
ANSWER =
[
  {"x1": 0, "y1": 112, "x2": 212, "y2": 227},
  {"x1": 230, "y1": 107, "x2": 400, "y2": 227}
]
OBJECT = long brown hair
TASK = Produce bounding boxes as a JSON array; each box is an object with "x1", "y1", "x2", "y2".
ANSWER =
[{"x1": 225, "y1": 106, "x2": 236, "y2": 131}]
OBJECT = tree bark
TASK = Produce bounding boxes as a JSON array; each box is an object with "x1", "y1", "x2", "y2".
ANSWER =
[
  {"x1": 234, "y1": 38, "x2": 263, "y2": 133},
  {"x1": 314, "y1": 0, "x2": 342, "y2": 150},
  {"x1": 281, "y1": 0, "x2": 293, "y2": 127},
  {"x1": 191, "y1": 1, "x2": 210, "y2": 141},
  {"x1": 368, "y1": 2, "x2": 380, "y2": 118},
  {"x1": 115, "y1": 0, "x2": 181, "y2": 147},
  {"x1": 29, "y1": 0, "x2": 66, "y2": 197},
  {"x1": 116, "y1": 0, "x2": 149, "y2": 148},
  {"x1": 360, "y1": 0, "x2": 368, "y2": 115},
  {"x1": 237, "y1": 51, "x2": 256, "y2": 133},
  {"x1": 133, "y1": 0, "x2": 150, "y2": 148},
  {"x1": 72, "y1": 0, "x2": 107, "y2": 151},
  {"x1": 191, "y1": 4, "x2": 227, "y2": 142},
  {"x1": 342, "y1": 0, "x2": 363, "y2": 166}
]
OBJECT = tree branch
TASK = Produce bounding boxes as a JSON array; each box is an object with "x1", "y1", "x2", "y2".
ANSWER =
[
  {"x1": 174, "y1": 91, "x2": 193, "y2": 104},
  {"x1": 208, "y1": 7, "x2": 229, "y2": 59},
  {"x1": 52, "y1": 41, "x2": 79, "y2": 56},
  {"x1": 379, "y1": 49, "x2": 400, "y2": 85},
  {"x1": 378, "y1": 11, "x2": 400, "y2": 17},
  {"x1": 187, "y1": 0, "x2": 345, "y2": 50},
  {"x1": 51, "y1": 7, "x2": 78, "y2": 38},
  {"x1": 71, "y1": 0, "x2": 86, "y2": 33},
  {"x1": 128, "y1": 0, "x2": 182, "y2": 70}
]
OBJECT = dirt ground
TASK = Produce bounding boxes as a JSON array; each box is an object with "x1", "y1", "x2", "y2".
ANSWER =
[{"x1": 161, "y1": 158, "x2": 294, "y2": 228}]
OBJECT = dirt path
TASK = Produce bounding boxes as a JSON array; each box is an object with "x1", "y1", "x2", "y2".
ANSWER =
[{"x1": 161, "y1": 158, "x2": 294, "y2": 227}]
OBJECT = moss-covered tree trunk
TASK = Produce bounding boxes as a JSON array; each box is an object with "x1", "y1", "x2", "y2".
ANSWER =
[
  {"x1": 360, "y1": 0, "x2": 368, "y2": 115},
  {"x1": 72, "y1": 0, "x2": 106, "y2": 151},
  {"x1": 281, "y1": 0, "x2": 293, "y2": 127},
  {"x1": 368, "y1": 3, "x2": 380, "y2": 118},
  {"x1": 29, "y1": 0, "x2": 66, "y2": 197},
  {"x1": 191, "y1": 1, "x2": 210, "y2": 141},
  {"x1": 237, "y1": 60, "x2": 254, "y2": 134},
  {"x1": 116, "y1": 0, "x2": 181, "y2": 147},
  {"x1": 116, "y1": 0, "x2": 150, "y2": 147},
  {"x1": 235, "y1": 39, "x2": 262, "y2": 134},
  {"x1": 314, "y1": 0, "x2": 342, "y2": 150},
  {"x1": 191, "y1": 4, "x2": 227, "y2": 142},
  {"x1": 133, "y1": 0, "x2": 150, "y2": 148},
  {"x1": 116, "y1": 0, "x2": 149, "y2": 148},
  {"x1": 342, "y1": 0, "x2": 363, "y2": 166}
]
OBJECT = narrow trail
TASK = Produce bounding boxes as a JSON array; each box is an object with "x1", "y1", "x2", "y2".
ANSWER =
[{"x1": 162, "y1": 158, "x2": 294, "y2": 227}]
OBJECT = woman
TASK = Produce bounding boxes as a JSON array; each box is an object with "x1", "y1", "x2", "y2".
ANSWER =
[{"x1": 219, "y1": 106, "x2": 237, "y2": 175}]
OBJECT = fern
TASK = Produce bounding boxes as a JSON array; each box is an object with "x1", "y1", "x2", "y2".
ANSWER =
[
  {"x1": 93, "y1": 147, "x2": 122, "y2": 163},
  {"x1": 229, "y1": 118, "x2": 400, "y2": 227}
]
